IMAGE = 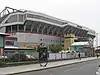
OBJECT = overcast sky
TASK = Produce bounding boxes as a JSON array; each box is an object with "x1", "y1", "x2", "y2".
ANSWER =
[{"x1": 0, "y1": 0, "x2": 100, "y2": 46}]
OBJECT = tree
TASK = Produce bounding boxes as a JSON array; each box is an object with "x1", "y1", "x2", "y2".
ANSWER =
[{"x1": 49, "y1": 44, "x2": 62, "y2": 53}]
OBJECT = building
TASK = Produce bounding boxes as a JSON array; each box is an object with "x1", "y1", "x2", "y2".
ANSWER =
[
  {"x1": 0, "y1": 7, "x2": 96, "y2": 50},
  {"x1": 0, "y1": 33, "x2": 9, "y2": 56},
  {"x1": 70, "y1": 42, "x2": 93, "y2": 56}
]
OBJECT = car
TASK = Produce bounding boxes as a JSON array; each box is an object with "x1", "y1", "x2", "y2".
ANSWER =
[
  {"x1": 96, "y1": 65, "x2": 100, "y2": 75},
  {"x1": 26, "y1": 54, "x2": 35, "y2": 59},
  {"x1": 0, "y1": 56, "x2": 8, "y2": 59}
]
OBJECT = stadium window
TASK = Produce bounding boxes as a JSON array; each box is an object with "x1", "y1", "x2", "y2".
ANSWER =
[
  {"x1": 19, "y1": 25, "x2": 24, "y2": 32},
  {"x1": 12, "y1": 25, "x2": 17, "y2": 32},
  {"x1": 5, "y1": 15, "x2": 17, "y2": 23},
  {"x1": 23, "y1": 14, "x2": 26, "y2": 20},
  {"x1": 5, "y1": 41, "x2": 14, "y2": 46},
  {"x1": 6, "y1": 26, "x2": 11, "y2": 33},
  {"x1": 19, "y1": 14, "x2": 24, "y2": 22},
  {"x1": 25, "y1": 25, "x2": 32, "y2": 32}
]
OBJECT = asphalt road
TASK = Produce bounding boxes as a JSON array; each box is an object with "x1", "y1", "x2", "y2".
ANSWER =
[{"x1": 15, "y1": 59, "x2": 100, "y2": 75}]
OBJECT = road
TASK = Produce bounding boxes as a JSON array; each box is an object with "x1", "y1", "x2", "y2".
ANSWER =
[{"x1": 15, "y1": 59, "x2": 100, "y2": 75}]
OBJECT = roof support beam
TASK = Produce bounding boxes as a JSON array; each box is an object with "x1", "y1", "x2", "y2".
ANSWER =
[
  {"x1": 36, "y1": 23, "x2": 42, "y2": 32},
  {"x1": 47, "y1": 25, "x2": 53, "y2": 34}
]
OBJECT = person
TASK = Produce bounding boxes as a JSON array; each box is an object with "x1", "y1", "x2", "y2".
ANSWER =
[
  {"x1": 96, "y1": 53, "x2": 99, "y2": 58},
  {"x1": 78, "y1": 52, "x2": 81, "y2": 60}
]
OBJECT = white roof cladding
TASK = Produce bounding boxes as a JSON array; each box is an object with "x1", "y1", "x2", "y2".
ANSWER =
[
  {"x1": 25, "y1": 10, "x2": 66, "y2": 23},
  {"x1": 25, "y1": 11, "x2": 95, "y2": 33},
  {"x1": 0, "y1": 9, "x2": 96, "y2": 36}
]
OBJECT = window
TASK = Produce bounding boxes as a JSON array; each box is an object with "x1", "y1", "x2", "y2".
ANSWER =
[
  {"x1": 12, "y1": 25, "x2": 17, "y2": 32},
  {"x1": 0, "y1": 36, "x2": 4, "y2": 47},
  {"x1": 5, "y1": 15, "x2": 17, "y2": 23},
  {"x1": 19, "y1": 25, "x2": 24, "y2": 31},
  {"x1": 19, "y1": 14, "x2": 24, "y2": 22},
  {"x1": 25, "y1": 25, "x2": 32, "y2": 32},
  {"x1": 5, "y1": 41, "x2": 14, "y2": 46},
  {"x1": 6, "y1": 26, "x2": 11, "y2": 33},
  {"x1": 23, "y1": 14, "x2": 26, "y2": 20}
]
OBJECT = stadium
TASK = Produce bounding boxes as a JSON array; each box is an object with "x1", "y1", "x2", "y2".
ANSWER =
[{"x1": 0, "y1": 7, "x2": 96, "y2": 50}]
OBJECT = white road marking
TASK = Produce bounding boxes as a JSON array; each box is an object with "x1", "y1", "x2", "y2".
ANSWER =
[
  {"x1": 64, "y1": 67, "x2": 77, "y2": 72},
  {"x1": 64, "y1": 65, "x2": 84, "y2": 72}
]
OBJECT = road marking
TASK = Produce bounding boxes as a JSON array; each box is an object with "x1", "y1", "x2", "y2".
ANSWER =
[
  {"x1": 64, "y1": 65, "x2": 84, "y2": 72},
  {"x1": 64, "y1": 68, "x2": 77, "y2": 72}
]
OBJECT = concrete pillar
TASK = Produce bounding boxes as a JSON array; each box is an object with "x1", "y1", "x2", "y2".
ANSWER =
[{"x1": 0, "y1": 48, "x2": 4, "y2": 56}]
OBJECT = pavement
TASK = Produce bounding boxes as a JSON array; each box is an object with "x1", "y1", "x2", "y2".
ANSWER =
[
  {"x1": 0, "y1": 57, "x2": 98, "y2": 75},
  {"x1": 15, "y1": 58, "x2": 100, "y2": 75}
]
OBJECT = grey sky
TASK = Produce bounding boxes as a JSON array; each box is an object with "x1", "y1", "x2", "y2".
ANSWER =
[
  {"x1": 0, "y1": 0, "x2": 100, "y2": 32},
  {"x1": 0, "y1": 0, "x2": 100, "y2": 45}
]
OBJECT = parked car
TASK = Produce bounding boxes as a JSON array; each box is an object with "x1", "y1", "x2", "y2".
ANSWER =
[
  {"x1": 0, "y1": 56, "x2": 8, "y2": 59},
  {"x1": 26, "y1": 55, "x2": 35, "y2": 59},
  {"x1": 96, "y1": 65, "x2": 100, "y2": 75}
]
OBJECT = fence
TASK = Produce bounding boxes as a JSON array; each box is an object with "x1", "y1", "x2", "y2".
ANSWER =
[
  {"x1": 0, "y1": 48, "x2": 86, "y2": 63},
  {"x1": 48, "y1": 53, "x2": 85, "y2": 60}
]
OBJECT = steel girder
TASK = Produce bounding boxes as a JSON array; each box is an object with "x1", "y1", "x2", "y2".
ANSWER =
[
  {"x1": 34, "y1": 22, "x2": 41, "y2": 32},
  {"x1": 80, "y1": 30, "x2": 87, "y2": 37},
  {"x1": 24, "y1": 22, "x2": 27, "y2": 32},
  {"x1": 37, "y1": 22, "x2": 45, "y2": 33},
  {"x1": 36, "y1": 23, "x2": 42, "y2": 32},
  {"x1": 53, "y1": 26, "x2": 60, "y2": 35},
  {"x1": 41, "y1": 24, "x2": 49, "y2": 34},
  {"x1": 31, "y1": 21, "x2": 35, "y2": 32},
  {"x1": 30, "y1": 21, "x2": 37, "y2": 32},
  {"x1": 63, "y1": 26, "x2": 69, "y2": 34},
  {"x1": 31, "y1": 21, "x2": 36, "y2": 32},
  {"x1": 51, "y1": 26, "x2": 59, "y2": 35},
  {"x1": 62, "y1": 26, "x2": 70, "y2": 34},
  {"x1": 23, "y1": 20, "x2": 91, "y2": 39},
  {"x1": 56, "y1": 28, "x2": 61, "y2": 35},
  {"x1": 63, "y1": 26, "x2": 70, "y2": 34},
  {"x1": 73, "y1": 27, "x2": 78, "y2": 35},
  {"x1": 25, "y1": 21, "x2": 33, "y2": 32},
  {"x1": 44, "y1": 25, "x2": 51, "y2": 34},
  {"x1": 66, "y1": 26, "x2": 72, "y2": 34},
  {"x1": 78, "y1": 29, "x2": 83, "y2": 37},
  {"x1": 70, "y1": 26, "x2": 75, "y2": 34},
  {"x1": 47, "y1": 25, "x2": 54, "y2": 34}
]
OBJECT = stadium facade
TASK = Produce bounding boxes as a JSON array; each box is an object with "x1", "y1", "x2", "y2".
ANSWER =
[{"x1": 0, "y1": 7, "x2": 96, "y2": 50}]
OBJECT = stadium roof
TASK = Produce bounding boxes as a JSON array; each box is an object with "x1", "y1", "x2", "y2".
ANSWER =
[{"x1": 0, "y1": 7, "x2": 96, "y2": 37}]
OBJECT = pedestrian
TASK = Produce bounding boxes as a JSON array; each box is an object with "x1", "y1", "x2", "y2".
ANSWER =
[
  {"x1": 96, "y1": 53, "x2": 99, "y2": 58},
  {"x1": 78, "y1": 52, "x2": 81, "y2": 60}
]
